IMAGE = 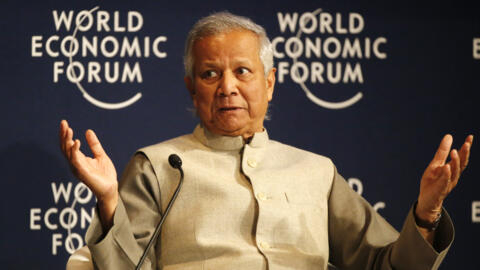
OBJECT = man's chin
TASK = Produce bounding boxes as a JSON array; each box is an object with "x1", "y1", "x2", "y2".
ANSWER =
[{"x1": 205, "y1": 122, "x2": 251, "y2": 137}]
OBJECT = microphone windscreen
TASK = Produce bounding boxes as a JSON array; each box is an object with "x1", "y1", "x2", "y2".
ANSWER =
[{"x1": 168, "y1": 154, "x2": 182, "y2": 169}]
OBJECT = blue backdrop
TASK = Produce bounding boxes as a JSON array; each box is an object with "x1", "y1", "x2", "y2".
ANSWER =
[{"x1": 0, "y1": 0, "x2": 478, "y2": 269}]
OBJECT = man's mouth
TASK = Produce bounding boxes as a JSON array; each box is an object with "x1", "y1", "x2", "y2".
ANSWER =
[{"x1": 219, "y1": 107, "x2": 241, "y2": 111}]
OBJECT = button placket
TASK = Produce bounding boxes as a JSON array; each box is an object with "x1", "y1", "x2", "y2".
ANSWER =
[{"x1": 242, "y1": 145, "x2": 273, "y2": 259}]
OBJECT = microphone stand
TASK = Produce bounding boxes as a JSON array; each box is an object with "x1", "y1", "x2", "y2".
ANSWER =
[{"x1": 135, "y1": 154, "x2": 184, "y2": 270}]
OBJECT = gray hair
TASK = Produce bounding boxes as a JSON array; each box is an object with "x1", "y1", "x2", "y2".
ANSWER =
[{"x1": 183, "y1": 11, "x2": 274, "y2": 80}]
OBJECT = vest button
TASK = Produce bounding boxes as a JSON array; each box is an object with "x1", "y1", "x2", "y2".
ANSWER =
[
  {"x1": 247, "y1": 158, "x2": 257, "y2": 168},
  {"x1": 259, "y1": 241, "x2": 270, "y2": 249},
  {"x1": 257, "y1": 192, "x2": 268, "y2": 201}
]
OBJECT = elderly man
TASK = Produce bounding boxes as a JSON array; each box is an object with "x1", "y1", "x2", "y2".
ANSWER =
[{"x1": 59, "y1": 12, "x2": 472, "y2": 270}]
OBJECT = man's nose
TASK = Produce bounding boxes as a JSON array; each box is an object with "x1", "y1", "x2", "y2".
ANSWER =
[{"x1": 217, "y1": 71, "x2": 238, "y2": 97}]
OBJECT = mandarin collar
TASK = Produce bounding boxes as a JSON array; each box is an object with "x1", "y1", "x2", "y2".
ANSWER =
[{"x1": 193, "y1": 124, "x2": 269, "y2": 151}]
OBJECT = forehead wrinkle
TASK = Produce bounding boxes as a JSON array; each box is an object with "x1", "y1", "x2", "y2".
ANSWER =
[
  {"x1": 200, "y1": 61, "x2": 221, "y2": 68},
  {"x1": 232, "y1": 58, "x2": 254, "y2": 66}
]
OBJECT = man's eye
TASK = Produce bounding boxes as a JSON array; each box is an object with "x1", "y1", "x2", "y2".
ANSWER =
[
  {"x1": 237, "y1": 67, "x2": 250, "y2": 75},
  {"x1": 201, "y1": 70, "x2": 219, "y2": 79}
]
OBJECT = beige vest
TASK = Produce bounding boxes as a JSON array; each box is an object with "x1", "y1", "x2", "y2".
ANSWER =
[{"x1": 140, "y1": 125, "x2": 334, "y2": 270}]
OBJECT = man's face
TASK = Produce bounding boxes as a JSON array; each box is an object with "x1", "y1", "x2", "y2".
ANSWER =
[{"x1": 185, "y1": 29, "x2": 275, "y2": 139}]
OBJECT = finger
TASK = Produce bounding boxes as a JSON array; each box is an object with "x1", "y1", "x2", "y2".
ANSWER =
[
  {"x1": 459, "y1": 135, "x2": 474, "y2": 170},
  {"x1": 67, "y1": 127, "x2": 73, "y2": 142},
  {"x1": 59, "y1": 120, "x2": 70, "y2": 154},
  {"x1": 70, "y1": 139, "x2": 86, "y2": 171},
  {"x1": 86, "y1": 129, "x2": 106, "y2": 158},
  {"x1": 448, "y1": 149, "x2": 461, "y2": 186},
  {"x1": 65, "y1": 128, "x2": 74, "y2": 159},
  {"x1": 466, "y1": 134, "x2": 474, "y2": 144},
  {"x1": 459, "y1": 142, "x2": 471, "y2": 171},
  {"x1": 59, "y1": 120, "x2": 67, "y2": 150},
  {"x1": 430, "y1": 134, "x2": 453, "y2": 166}
]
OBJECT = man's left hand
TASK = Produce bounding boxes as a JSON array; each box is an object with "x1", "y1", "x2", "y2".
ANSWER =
[{"x1": 416, "y1": 134, "x2": 473, "y2": 223}]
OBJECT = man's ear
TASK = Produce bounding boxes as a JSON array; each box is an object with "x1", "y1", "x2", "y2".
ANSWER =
[{"x1": 266, "y1": 68, "x2": 276, "y2": 102}]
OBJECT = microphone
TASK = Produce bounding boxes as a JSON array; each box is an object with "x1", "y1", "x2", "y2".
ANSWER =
[
  {"x1": 168, "y1": 154, "x2": 182, "y2": 169},
  {"x1": 135, "y1": 154, "x2": 184, "y2": 270}
]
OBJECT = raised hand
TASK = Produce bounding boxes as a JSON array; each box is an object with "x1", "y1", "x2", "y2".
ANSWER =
[
  {"x1": 59, "y1": 120, "x2": 118, "y2": 229},
  {"x1": 416, "y1": 134, "x2": 473, "y2": 222}
]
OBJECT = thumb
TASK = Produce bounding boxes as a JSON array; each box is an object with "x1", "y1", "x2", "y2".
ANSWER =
[{"x1": 85, "y1": 129, "x2": 106, "y2": 158}]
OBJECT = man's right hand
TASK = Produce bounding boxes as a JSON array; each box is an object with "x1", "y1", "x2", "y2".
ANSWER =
[{"x1": 59, "y1": 120, "x2": 118, "y2": 231}]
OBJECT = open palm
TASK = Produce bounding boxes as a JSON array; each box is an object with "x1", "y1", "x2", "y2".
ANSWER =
[
  {"x1": 59, "y1": 120, "x2": 118, "y2": 202},
  {"x1": 417, "y1": 134, "x2": 473, "y2": 220}
]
